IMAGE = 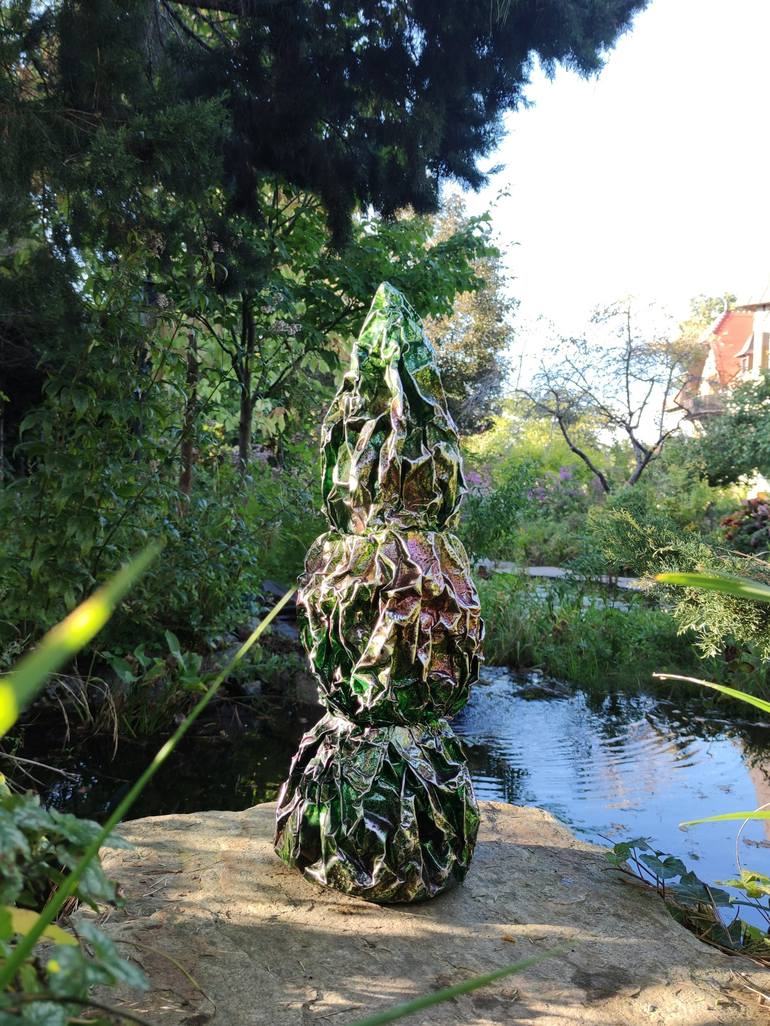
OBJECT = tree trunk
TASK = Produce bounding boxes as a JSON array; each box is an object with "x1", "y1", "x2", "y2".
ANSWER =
[
  {"x1": 238, "y1": 293, "x2": 255, "y2": 472},
  {"x1": 554, "y1": 415, "x2": 612, "y2": 494},
  {"x1": 179, "y1": 330, "x2": 199, "y2": 500}
]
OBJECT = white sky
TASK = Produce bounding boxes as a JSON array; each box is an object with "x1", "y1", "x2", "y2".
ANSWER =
[{"x1": 455, "y1": 0, "x2": 770, "y2": 338}]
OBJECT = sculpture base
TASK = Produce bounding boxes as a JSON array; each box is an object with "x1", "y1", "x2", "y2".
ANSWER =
[{"x1": 274, "y1": 714, "x2": 479, "y2": 903}]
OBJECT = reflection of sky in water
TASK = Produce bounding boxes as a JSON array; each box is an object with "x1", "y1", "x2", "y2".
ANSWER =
[{"x1": 454, "y1": 668, "x2": 770, "y2": 927}]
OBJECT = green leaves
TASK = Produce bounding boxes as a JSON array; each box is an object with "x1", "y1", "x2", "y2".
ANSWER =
[
  {"x1": 720, "y1": 869, "x2": 770, "y2": 899},
  {"x1": 0, "y1": 586, "x2": 295, "y2": 992},
  {"x1": 605, "y1": 837, "x2": 764, "y2": 955},
  {"x1": 0, "y1": 790, "x2": 124, "y2": 911},
  {"x1": 0, "y1": 786, "x2": 145, "y2": 1022}
]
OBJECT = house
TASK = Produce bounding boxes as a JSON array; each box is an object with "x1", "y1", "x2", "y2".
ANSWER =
[{"x1": 675, "y1": 287, "x2": 770, "y2": 429}]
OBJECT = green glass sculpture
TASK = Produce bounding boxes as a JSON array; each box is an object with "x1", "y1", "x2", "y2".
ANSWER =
[{"x1": 275, "y1": 283, "x2": 483, "y2": 903}]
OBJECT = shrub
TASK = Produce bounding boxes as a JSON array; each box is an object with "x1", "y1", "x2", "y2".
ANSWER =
[
  {"x1": 722, "y1": 496, "x2": 770, "y2": 555},
  {"x1": 477, "y1": 571, "x2": 770, "y2": 699},
  {"x1": 0, "y1": 782, "x2": 147, "y2": 1025}
]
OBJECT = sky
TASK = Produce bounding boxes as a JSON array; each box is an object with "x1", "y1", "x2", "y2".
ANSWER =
[{"x1": 455, "y1": 0, "x2": 770, "y2": 338}]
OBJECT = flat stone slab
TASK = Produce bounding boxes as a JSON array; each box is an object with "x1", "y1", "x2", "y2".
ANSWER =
[{"x1": 93, "y1": 801, "x2": 769, "y2": 1025}]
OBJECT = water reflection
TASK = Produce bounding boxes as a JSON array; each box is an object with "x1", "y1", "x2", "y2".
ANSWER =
[{"x1": 454, "y1": 667, "x2": 770, "y2": 924}]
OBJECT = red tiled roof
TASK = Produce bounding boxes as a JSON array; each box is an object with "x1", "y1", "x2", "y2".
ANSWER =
[{"x1": 709, "y1": 310, "x2": 754, "y2": 387}]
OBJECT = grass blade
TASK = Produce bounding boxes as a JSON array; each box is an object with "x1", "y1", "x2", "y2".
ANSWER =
[
  {"x1": 655, "y1": 571, "x2": 770, "y2": 603},
  {"x1": 346, "y1": 947, "x2": 567, "y2": 1026},
  {"x1": 681, "y1": 810, "x2": 770, "y2": 826},
  {"x1": 653, "y1": 673, "x2": 770, "y2": 717},
  {"x1": 0, "y1": 543, "x2": 162, "y2": 737},
  {"x1": 0, "y1": 586, "x2": 296, "y2": 991}
]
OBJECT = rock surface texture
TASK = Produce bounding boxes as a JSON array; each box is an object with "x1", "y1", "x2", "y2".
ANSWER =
[{"x1": 93, "y1": 801, "x2": 770, "y2": 1025}]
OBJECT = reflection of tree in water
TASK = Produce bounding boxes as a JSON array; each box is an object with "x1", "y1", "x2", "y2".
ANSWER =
[
  {"x1": 462, "y1": 741, "x2": 528, "y2": 804},
  {"x1": 454, "y1": 669, "x2": 770, "y2": 844}
]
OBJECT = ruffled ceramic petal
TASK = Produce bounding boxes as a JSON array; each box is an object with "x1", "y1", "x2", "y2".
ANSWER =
[
  {"x1": 298, "y1": 529, "x2": 483, "y2": 725},
  {"x1": 321, "y1": 283, "x2": 465, "y2": 533},
  {"x1": 275, "y1": 715, "x2": 480, "y2": 903}
]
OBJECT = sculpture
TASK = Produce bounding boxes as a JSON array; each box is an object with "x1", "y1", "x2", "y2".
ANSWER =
[{"x1": 274, "y1": 283, "x2": 483, "y2": 902}]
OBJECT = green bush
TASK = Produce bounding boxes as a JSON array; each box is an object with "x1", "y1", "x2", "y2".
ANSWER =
[
  {"x1": 0, "y1": 783, "x2": 147, "y2": 1025},
  {"x1": 457, "y1": 458, "x2": 536, "y2": 560},
  {"x1": 478, "y1": 572, "x2": 770, "y2": 699},
  {"x1": 478, "y1": 573, "x2": 696, "y2": 688}
]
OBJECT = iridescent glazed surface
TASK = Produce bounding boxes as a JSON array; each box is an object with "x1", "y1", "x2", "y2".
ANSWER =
[
  {"x1": 299, "y1": 529, "x2": 482, "y2": 725},
  {"x1": 321, "y1": 282, "x2": 464, "y2": 534},
  {"x1": 275, "y1": 283, "x2": 483, "y2": 903},
  {"x1": 275, "y1": 715, "x2": 479, "y2": 902}
]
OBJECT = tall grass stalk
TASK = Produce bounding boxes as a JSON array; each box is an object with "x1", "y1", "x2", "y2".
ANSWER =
[
  {"x1": 655, "y1": 570, "x2": 770, "y2": 828},
  {"x1": 656, "y1": 571, "x2": 770, "y2": 602},
  {"x1": 347, "y1": 948, "x2": 567, "y2": 1026},
  {"x1": 0, "y1": 586, "x2": 295, "y2": 990},
  {"x1": 0, "y1": 543, "x2": 162, "y2": 737}
]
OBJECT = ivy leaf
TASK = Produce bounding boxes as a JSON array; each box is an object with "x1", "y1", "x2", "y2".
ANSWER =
[
  {"x1": 164, "y1": 630, "x2": 182, "y2": 662},
  {"x1": 668, "y1": 871, "x2": 732, "y2": 908},
  {"x1": 19, "y1": 1002, "x2": 69, "y2": 1026},
  {"x1": 720, "y1": 869, "x2": 770, "y2": 899},
  {"x1": 638, "y1": 853, "x2": 687, "y2": 880},
  {"x1": 1, "y1": 907, "x2": 77, "y2": 947}
]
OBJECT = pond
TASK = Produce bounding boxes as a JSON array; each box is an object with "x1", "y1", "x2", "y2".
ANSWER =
[
  {"x1": 454, "y1": 667, "x2": 770, "y2": 927},
  {"x1": 27, "y1": 666, "x2": 770, "y2": 926}
]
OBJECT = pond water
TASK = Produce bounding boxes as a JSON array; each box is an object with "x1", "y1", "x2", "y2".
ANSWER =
[
  {"x1": 29, "y1": 666, "x2": 770, "y2": 926},
  {"x1": 455, "y1": 667, "x2": 770, "y2": 928}
]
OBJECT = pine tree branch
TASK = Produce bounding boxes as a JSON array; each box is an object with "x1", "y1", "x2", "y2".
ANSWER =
[{"x1": 167, "y1": 0, "x2": 283, "y2": 13}]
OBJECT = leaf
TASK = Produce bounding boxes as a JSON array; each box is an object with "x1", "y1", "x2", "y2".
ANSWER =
[
  {"x1": 74, "y1": 919, "x2": 148, "y2": 990},
  {"x1": 652, "y1": 673, "x2": 770, "y2": 717},
  {"x1": 719, "y1": 870, "x2": 770, "y2": 899},
  {"x1": 656, "y1": 571, "x2": 770, "y2": 603},
  {"x1": 681, "y1": 809, "x2": 770, "y2": 826},
  {"x1": 164, "y1": 630, "x2": 182, "y2": 660},
  {"x1": 667, "y1": 871, "x2": 732, "y2": 908},
  {"x1": 18, "y1": 1001, "x2": 68, "y2": 1026},
  {"x1": 639, "y1": 853, "x2": 687, "y2": 880},
  {"x1": 106, "y1": 655, "x2": 137, "y2": 685},
  {"x1": 1, "y1": 907, "x2": 77, "y2": 947},
  {"x1": 0, "y1": 543, "x2": 161, "y2": 737}
]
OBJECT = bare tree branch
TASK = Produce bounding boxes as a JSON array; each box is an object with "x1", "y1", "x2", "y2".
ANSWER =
[{"x1": 521, "y1": 302, "x2": 688, "y2": 490}]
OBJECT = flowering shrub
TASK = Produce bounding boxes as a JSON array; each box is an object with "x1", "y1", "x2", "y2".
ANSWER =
[
  {"x1": 722, "y1": 496, "x2": 770, "y2": 554},
  {"x1": 527, "y1": 466, "x2": 592, "y2": 519}
]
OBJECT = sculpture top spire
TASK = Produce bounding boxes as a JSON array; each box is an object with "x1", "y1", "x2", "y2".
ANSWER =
[{"x1": 321, "y1": 282, "x2": 465, "y2": 534}]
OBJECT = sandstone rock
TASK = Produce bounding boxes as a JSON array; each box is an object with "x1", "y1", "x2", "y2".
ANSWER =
[{"x1": 93, "y1": 801, "x2": 769, "y2": 1025}]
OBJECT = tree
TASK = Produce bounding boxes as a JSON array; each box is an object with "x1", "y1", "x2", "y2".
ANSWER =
[
  {"x1": 164, "y1": 0, "x2": 648, "y2": 240},
  {"x1": 520, "y1": 300, "x2": 694, "y2": 492},
  {"x1": 424, "y1": 197, "x2": 517, "y2": 434},
  {"x1": 179, "y1": 185, "x2": 495, "y2": 468},
  {"x1": 0, "y1": 0, "x2": 650, "y2": 644},
  {"x1": 695, "y1": 373, "x2": 770, "y2": 486}
]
